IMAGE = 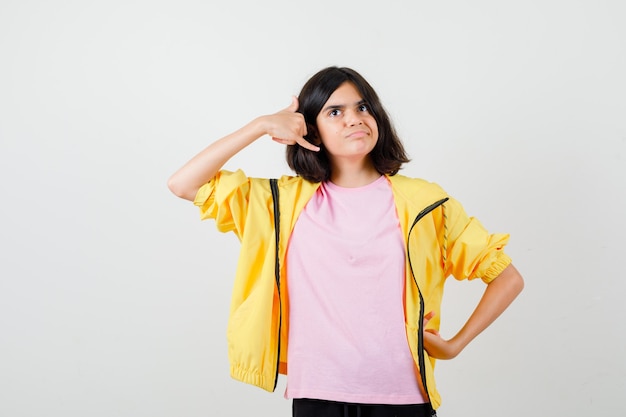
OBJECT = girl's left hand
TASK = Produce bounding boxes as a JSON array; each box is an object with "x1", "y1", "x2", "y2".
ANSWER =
[{"x1": 422, "y1": 311, "x2": 461, "y2": 360}]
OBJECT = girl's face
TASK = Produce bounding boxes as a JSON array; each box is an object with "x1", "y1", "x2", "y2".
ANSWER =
[{"x1": 315, "y1": 82, "x2": 379, "y2": 163}]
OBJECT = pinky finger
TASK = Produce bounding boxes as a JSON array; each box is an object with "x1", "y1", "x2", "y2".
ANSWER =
[
  {"x1": 296, "y1": 137, "x2": 320, "y2": 152},
  {"x1": 272, "y1": 137, "x2": 292, "y2": 145}
]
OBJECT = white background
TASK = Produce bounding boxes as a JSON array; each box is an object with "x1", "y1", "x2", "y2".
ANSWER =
[{"x1": 1, "y1": 1, "x2": 625, "y2": 416}]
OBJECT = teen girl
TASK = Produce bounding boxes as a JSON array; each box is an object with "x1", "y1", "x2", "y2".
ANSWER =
[{"x1": 168, "y1": 66, "x2": 524, "y2": 416}]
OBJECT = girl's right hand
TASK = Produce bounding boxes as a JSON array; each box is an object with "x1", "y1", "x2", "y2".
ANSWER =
[{"x1": 265, "y1": 96, "x2": 320, "y2": 152}]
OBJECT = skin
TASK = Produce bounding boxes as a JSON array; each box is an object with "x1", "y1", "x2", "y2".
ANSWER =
[
  {"x1": 423, "y1": 264, "x2": 524, "y2": 359},
  {"x1": 167, "y1": 96, "x2": 318, "y2": 201},
  {"x1": 168, "y1": 82, "x2": 524, "y2": 361},
  {"x1": 314, "y1": 82, "x2": 381, "y2": 187}
]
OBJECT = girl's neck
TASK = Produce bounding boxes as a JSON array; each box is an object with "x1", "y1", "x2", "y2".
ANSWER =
[{"x1": 329, "y1": 158, "x2": 381, "y2": 188}]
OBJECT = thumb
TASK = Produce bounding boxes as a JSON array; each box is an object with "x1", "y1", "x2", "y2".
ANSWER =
[
  {"x1": 423, "y1": 311, "x2": 436, "y2": 324},
  {"x1": 284, "y1": 95, "x2": 299, "y2": 112}
]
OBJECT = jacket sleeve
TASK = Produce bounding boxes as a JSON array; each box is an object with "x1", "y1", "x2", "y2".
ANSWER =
[
  {"x1": 193, "y1": 169, "x2": 251, "y2": 239},
  {"x1": 442, "y1": 197, "x2": 512, "y2": 284}
]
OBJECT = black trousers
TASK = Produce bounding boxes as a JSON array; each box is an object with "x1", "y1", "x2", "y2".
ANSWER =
[{"x1": 292, "y1": 398, "x2": 435, "y2": 417}]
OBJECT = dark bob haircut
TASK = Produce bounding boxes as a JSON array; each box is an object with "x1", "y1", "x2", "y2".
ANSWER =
[{"x1": 286, "y1": 66, "x2": 410, "y2": 182}]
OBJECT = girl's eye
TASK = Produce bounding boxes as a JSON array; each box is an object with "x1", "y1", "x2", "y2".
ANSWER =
[
  {"x1": 358, "y1": 104, "x2": 369, "y2": 112},
  {"x1": 329, "y1": 109, "x2": 341, "y2": 117}
]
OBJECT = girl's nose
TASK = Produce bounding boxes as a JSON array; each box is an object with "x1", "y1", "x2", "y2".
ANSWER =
[{"x1": 345, "y1": 109, "x2": 363, "y2": 126}]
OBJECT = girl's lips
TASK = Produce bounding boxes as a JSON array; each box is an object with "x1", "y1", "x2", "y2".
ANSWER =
[{"x1": 346, "y1": 130, "x2": 368, "y2": 139}]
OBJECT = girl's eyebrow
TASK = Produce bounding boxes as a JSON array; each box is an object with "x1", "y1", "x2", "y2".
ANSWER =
[
  {"x1": 322, "y1": 104, "x2": 344, "y2": 112},
  {"x1": 322, "y1": 99, "x2": 367, "y2": 113}
]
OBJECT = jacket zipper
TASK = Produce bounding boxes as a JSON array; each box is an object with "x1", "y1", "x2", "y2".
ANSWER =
[
  {"x1": 406, "y1": 197, "x2": 448, "y2": 414},
  {"x1": 270, "y1": 178, "x2": 282, "y2": 391}
]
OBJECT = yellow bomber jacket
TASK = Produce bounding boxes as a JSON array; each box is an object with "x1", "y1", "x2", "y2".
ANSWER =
[{"x1": 194, "y1": 169, "x2": 512, "y2": 410}]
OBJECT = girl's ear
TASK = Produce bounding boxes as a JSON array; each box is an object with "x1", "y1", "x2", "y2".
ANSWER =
[{"x1": 305, "y1": 123, "x2": 321, "y2": 146}]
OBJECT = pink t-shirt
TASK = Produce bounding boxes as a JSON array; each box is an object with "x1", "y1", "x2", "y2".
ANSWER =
[{"x1": 285, "y1": 176, "x2": 426, "y2": 404}]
